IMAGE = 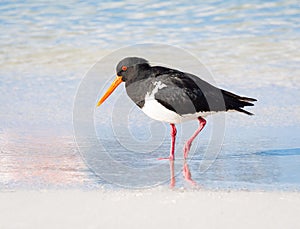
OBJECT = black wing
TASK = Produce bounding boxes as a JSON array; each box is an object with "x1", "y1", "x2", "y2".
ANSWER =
[{"x1": 151, "y1": 66, "x2": 257, "y2": 115}]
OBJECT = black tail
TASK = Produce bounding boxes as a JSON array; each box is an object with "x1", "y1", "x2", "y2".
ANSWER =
[{"x1": 221, "y1": 90, "x2": 257, "y2": 115}]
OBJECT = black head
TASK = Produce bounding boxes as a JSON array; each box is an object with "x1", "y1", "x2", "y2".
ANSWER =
[
  {"x1": 96, "y1": 57, "x2": 149, "y2": 107},
  {"x1": 116, "y1": 57, "x2": 149, "y2": 82}
]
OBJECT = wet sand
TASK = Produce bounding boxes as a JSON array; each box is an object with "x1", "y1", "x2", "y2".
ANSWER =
[{"x1": 1, "y1": 190, "x2": 299, "y2": 228}]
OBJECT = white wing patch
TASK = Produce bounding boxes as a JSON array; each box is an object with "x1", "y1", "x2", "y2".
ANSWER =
[{"x1": 145, "y1": 81, "x2": 167, "y2": 98}]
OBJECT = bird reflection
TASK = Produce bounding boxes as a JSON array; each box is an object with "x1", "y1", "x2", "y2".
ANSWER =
[
  {"x1": 169, "y1": 160, "x2": 176, "y2": 188},
  {"x1": 169, "y1": 160, "x2": 197, "y2": 188},
  {"x1": 183, "y1": 161, "x2": 197, "y2": 186}
]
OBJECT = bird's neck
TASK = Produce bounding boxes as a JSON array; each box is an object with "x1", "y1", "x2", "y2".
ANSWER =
[{"x1": 125, "y1": 63, "x2": 152, "y2": 108}]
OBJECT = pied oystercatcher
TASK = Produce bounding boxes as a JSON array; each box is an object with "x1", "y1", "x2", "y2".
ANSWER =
[{"x1": 97, "y1": 57, "x2": 256, "y2": 160}]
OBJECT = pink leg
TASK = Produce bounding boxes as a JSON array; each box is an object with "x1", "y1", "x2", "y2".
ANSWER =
[
  {"x1": 183, "y1": 117, "x2": 206, "y2": 159},
  {"x1": 169, "y1": 124, "x2": 177, "y2": 160},
  {"x1": 158, "y1": 123, "x2": 176, "y2": 160}
]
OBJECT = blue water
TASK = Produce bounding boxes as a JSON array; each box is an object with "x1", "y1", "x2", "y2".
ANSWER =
[{"x1": 0, "y1": 0, "x2": 300, "y2": 190}]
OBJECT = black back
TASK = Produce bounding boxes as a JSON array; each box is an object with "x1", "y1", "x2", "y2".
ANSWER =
[{"x1": 123, "y1": 61, "x2": 256, "y2": 115}]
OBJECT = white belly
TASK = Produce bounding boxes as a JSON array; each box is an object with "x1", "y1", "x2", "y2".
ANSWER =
[{"x1": 141, "y1": 98, "x2": 214, "y2": 124}]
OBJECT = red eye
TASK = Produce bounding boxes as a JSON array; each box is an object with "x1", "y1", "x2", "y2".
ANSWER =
[{"x1": 122, "y1": 66, "x2": 127, "y2": 71}]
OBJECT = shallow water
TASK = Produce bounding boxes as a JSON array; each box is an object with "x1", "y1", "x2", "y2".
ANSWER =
[{"x1": 0, "y1": 0, "x2": 300, "y2": 190}]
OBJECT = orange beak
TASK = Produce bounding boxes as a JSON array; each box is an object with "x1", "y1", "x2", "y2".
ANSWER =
[{"x1": 97, "y1": 76, "x2": 123, "y2": 107}]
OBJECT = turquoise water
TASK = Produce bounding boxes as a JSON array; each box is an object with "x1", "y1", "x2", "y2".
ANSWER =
[{"x1": 0, "y1": 0, "x2": 300, "y2": 190}]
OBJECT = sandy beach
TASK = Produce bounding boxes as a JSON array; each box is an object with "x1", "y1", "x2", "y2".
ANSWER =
[{"x1": 1, "y1": 190, "x2": 300, "y2": 228}]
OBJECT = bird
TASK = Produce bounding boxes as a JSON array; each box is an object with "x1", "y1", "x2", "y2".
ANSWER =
[{"x1": 97, "y1": 57, "x2": 256, "y2": 160}]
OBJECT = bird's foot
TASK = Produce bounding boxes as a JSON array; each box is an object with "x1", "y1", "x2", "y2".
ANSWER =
[
  {"x1": 158, "y1": 155, "x2": 174, "y2": 161},
  {"x1": 183, "y1": 142, "x2": 191, "y2": 159}
]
